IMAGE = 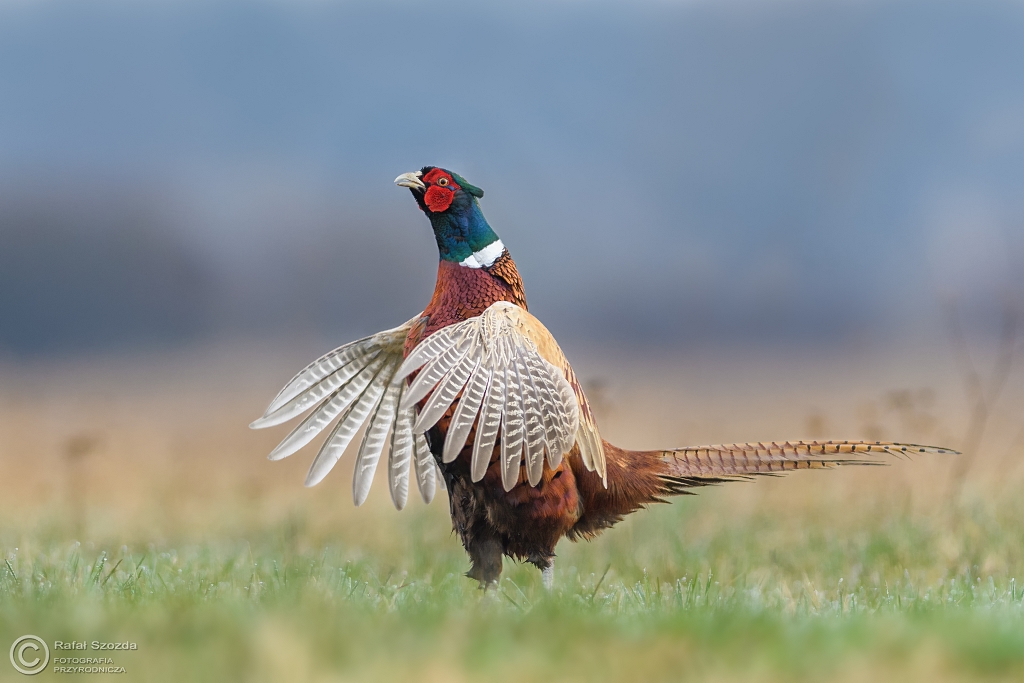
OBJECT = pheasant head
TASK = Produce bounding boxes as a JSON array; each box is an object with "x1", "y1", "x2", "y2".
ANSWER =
[{"x1": 395, "y1": 167, "x2": 502, "y2": 268}]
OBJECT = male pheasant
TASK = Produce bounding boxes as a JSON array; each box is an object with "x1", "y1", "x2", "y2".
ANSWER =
[{"x1": 251, "y1": 166, "x2": 954, "y2": 588}]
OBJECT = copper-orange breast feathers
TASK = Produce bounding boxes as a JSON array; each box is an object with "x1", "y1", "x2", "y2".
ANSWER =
[{"x1": 418, "y1": 255, "x2": 527, "y2": 340}]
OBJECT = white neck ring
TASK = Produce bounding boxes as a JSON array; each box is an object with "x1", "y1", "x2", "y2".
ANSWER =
[{"x1": 459, "y1": 239, "x2": 505, "y2": 268}]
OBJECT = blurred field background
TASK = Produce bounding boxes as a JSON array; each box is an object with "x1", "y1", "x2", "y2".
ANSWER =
[
  {"x1": 1, "y1": 0, "x2": 1023, "y2": 680},
  {"x1": 1, "y1": 345, "x2": 1022, "y2": 682}
]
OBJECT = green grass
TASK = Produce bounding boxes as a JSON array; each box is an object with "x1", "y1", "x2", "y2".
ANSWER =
[{"x1": 2, "y1": 490, "x2": 1023, "y2": 682}]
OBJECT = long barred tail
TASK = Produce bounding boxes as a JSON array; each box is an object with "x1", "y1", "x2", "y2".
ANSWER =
[{"x1": 657, "y1": 440, "x2": 958, "y2": 494}]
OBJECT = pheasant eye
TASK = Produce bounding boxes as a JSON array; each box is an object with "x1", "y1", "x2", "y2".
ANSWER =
[{"x1": 437, "y1": 177, "x2": 449, "y2": 186}]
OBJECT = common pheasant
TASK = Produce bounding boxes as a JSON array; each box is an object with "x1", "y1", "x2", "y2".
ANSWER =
[{"x1": 251, "y1": 166, "x2": 954, "y2": 588}]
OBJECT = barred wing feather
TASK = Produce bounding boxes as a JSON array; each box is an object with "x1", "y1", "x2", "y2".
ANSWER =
[
  {"x1": 396, "y1": 301, "x2": 603, "y2": 491},
  {"x1": 387, "y1": 396, "x2": 416, "y2": 510},
  {"x1": 250, "y1": 316, "x2": 432, "y2": 509}
]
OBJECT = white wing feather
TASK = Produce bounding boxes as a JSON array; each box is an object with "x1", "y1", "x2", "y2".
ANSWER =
[
  {"x1": 395, "y1": 302, "x2": 583, "y2": 492},
  {"x1": 387, "y1": 395, "x2": 416, "y2": 510},
  {"x1": 251, "y1": 317, "x2": 430, "y2": 509},
  {"x1": 413, "y1": 433, "x2": 437, "y2": 504},
  {"x1": 351, "y1": 376, "x2": 401, "y2": 505},
  {"x1": 305, "y1": 364, "x2": 393, "y2": 487},
  {"x1": 267, "y1": 355, "x2": 387, "y2": 462},
  {"x1": 253, "y1": 302, "x2": 599, "y2": 503}
]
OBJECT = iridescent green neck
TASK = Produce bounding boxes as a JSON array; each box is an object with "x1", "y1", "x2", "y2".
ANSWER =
[{"x1": 429, "y1": 197, "x2": 502, "y2": 266}]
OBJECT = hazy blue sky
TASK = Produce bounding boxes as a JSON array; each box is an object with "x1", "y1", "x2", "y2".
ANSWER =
[{"x1": 0, "y1": 0, "x2": 1021, "y2": 353}]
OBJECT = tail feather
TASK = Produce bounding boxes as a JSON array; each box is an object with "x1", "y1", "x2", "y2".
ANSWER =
[
  {"x1": 658, "y1": 440, "x2": 957, "y2": 489},
  {"x1": 570, "y1": 439, "x2": 958, "y2": 539}
]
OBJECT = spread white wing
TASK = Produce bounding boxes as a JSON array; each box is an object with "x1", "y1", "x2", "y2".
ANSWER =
[
  {"x1": 396, "y1": 301, "x2": 601, "y2": 492},
  {"x1": 252, "y1": 303, "x2": 606, "y2": 505},
  {"x1": 249, "y1": 317, "x2": 442, "y2": 510}
]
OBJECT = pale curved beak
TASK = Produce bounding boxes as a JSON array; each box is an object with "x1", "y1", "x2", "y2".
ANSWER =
[{"x1": 394, "y1": 171, "x2": 425, "y2": 191}]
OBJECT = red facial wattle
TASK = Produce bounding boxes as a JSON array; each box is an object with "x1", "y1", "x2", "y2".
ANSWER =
[
  {"x1": 424, "y1": 185, "x2": 454, "y2": 212},
  {"x1": 420, "y1": 168, "x2": 462, "y2": 212}
]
